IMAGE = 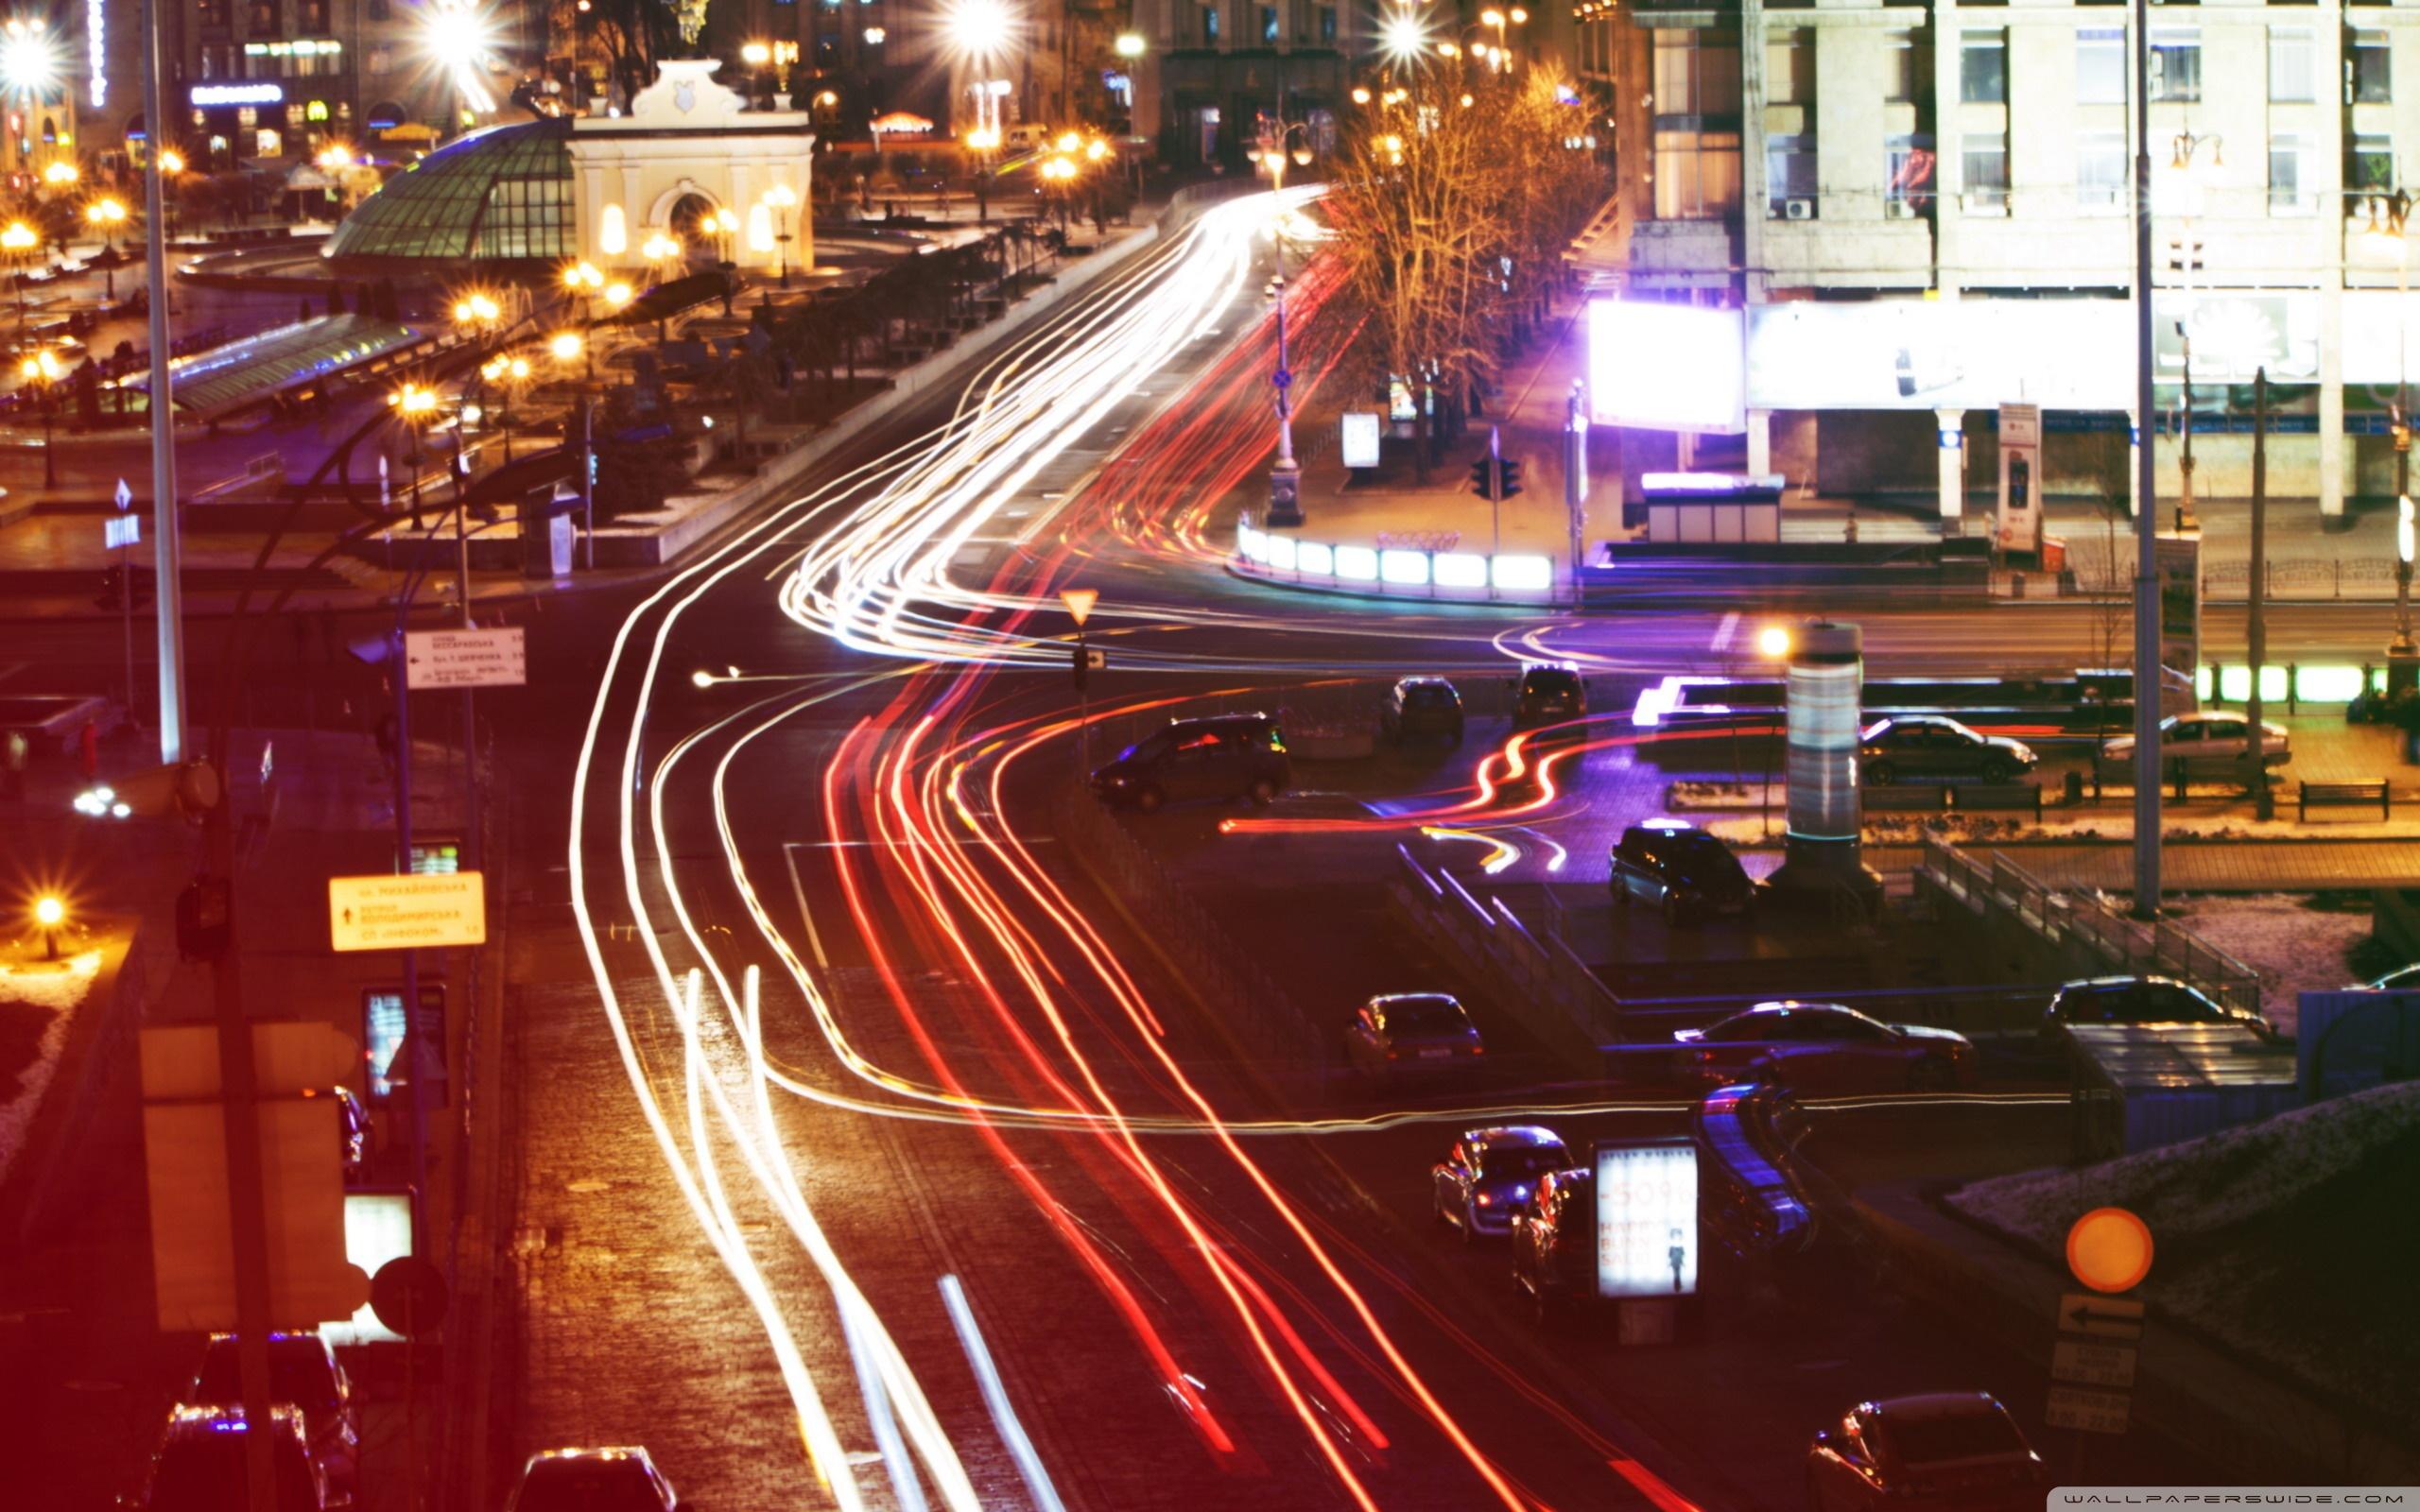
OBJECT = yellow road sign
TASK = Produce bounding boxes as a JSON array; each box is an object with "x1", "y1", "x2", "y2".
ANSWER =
[{"x1": 329, "y1": 871, "x2": 486, "y2": 952}]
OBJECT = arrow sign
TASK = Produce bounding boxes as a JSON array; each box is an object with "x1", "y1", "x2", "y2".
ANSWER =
[
  {"x1": 1058, "y1": 588, "x2": 1098, "y2": 627},
  {"x1": 2058, "y1": 1291, "x2": 2145, "y2": 1340},
  {"x1": 114, "y1": 477, "x2": 132, "y2": 510}
]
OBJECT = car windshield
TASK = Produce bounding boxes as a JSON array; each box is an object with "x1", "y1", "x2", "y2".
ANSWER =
[
  {"x1": 1526, "y1": 670, "x2": 1582, "y2": 696},
  {"x1": 1384, "y1": 1000, "x2": 1464, "y2": 1035},
  {"x1": 1707, "y1": 1014, "x2": 1782, "y2": 1042},
  {"x1": 1884, "y1": 1409, "x2": 2028, "y2": 1466},
  {"x1": 194, "y1": 1344, "x2": 337, "y2": 1412},
  {"x1": 1485, "y1": 1146, "x2": 1569, "y2": 1178},
  {"x1": 517, "y1": 1463, "x2": 662, "y2": 1512},
  {"x1": 1405, "y1": 685, "x2": 1457, "y2": 705},
  {"x1": 2069, "y1": 984, "x2": 2223, "y2": 1023},
  {"x1": 1659, "y1": 834, "x2": 1741, "y2": 882}
]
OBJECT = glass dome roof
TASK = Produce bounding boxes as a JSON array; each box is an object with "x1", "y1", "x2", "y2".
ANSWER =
[{"x1": 322, "y1": 119, "x2": 575, "y2": 274}]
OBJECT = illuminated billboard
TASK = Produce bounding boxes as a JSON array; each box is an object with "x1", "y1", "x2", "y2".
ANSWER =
[
  {"x1": 1596, "y1": 1140, "x2": 1699, "y2": 1299},
  {"x1": 1587, "y1": 300, "x2": 1746, "y2": 434}
]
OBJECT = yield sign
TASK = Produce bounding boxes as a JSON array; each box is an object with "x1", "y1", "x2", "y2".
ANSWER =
[{"x1": 1058, "y1": 588, "x2": 1098, "y2": 627}]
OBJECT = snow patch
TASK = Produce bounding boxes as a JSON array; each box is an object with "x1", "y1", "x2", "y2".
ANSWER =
[{"x1": 0, "y1": 951, "x2": 103, "y2": 1188}]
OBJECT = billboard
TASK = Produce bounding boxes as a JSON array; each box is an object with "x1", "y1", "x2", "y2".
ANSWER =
[
  {"x1": 1340, "y1": 411, "x2": 1382, "y2": 469},
  {"x1": 1595, "y1": 1140, "x2": 1700, "y2": 1298},
  {"x1": 1587, "y1": 300, "x2": 1746, "y2": 434}
]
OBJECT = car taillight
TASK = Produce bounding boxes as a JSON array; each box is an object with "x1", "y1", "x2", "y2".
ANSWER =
[
  {"x1": 1385, "y1": 1047, "x2": 1402, "y2": 1059},
  {"x1": 1476, "y1": 1192, "x2": 1495, "y2": 1208},
  {"x1": 1464, "y1": 1042, "x2": 1485, "y2": 1056}
]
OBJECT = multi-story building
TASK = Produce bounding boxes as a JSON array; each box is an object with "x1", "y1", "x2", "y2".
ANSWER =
[{"x1": 1577, "y1": 0, "x2": 2420, "y2": 521}]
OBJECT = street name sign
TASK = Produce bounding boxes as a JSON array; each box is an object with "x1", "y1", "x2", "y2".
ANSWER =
[
  {"x1": 2045, "y1": 1383, "x2": 2133, "y2": 1435},
  {"x1": 329, "y1": 871, "x2": 487, "y2": 952},
  {"x1": 105, "y1": 515, "x2": 141, "y2": 549},
  {"x1": 404, "y1": 627, "x2": 526, "y2": 690}
]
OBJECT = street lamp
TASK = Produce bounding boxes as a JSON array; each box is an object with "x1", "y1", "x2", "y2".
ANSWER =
[
  {"x1": 33, "y1": 893, "x2": 64, "y2": 959},
  {"x1": 477, "y1": 353, "x2": 530, "y2": 462},
  {"x1": 42, "y1": 158, "x2": 78, "y2": 189},
  {"x1": 2166, "y1": 129, "x2": 2221, "y2": 534},
  {"x1": 741, "y1": 40, "x2": 772, "y2": 105},
  {"x1": 763, "y1": 183, "x2": 798, "y2": 286},
  {"x1": 3, "y1": 219, "x2": 36, "y2": 345},
  {"x1": 1267, "y1": 272, "x2": 1302, "y2": 526},
  {"x1": 18, "y1": 347, "x2": 60, "y2": 487},
  {"x1": 1115, "y1": 32, "x2": 1145, "y2": 59},
  {"x1": 389, "y1": 380, "x2": 441, "y2": 528}
]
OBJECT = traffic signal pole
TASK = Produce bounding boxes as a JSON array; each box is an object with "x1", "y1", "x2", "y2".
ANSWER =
[
  {"x1": 139, "y1": 0, "x2": 187, "y2": 762},
  {"x1": 2130, "y1": 0, "x2": 2163, "y2": 917}
]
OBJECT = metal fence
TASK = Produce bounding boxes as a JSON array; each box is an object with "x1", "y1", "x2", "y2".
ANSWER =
[
  {"x1": 1389, "y1": 845, "x2": 1626, "y2": 1065},
  {"x1": 1053, "y1": 791, "x2": 1327, "y2": 1103},
  {"x1": 1915, "y1": 834, "x2": 2266, "y2": 1015},
  {"x1": 2066, "y1": 543, "x2": 2398, "y2": 600}
]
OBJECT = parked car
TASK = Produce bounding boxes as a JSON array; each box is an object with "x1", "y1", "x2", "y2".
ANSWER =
[
  {"x1": 505, "y1": 1447, "x2": 679, "y2": 1512},
  {"x1": 1346, "y1": 992, "x2": 1484, "y2": 1085},
  {"x1": 1858, "y1": 715, "x2": 2036, "y2": 786},
  {"x1": 301, "y1": 1086, "x2": 370, "y2": 1182},
  {"x1": 139, "y1": 1404, "x2": 331, "y2": 1512},
  {"x1": 2363, "y1": 962, "x2": 2420, "y2": 989},
  {"x1": 1380, "y1": 677, "x2": 1465, "y2": 745},
  {"x1": 1805, "y1": 1392, "x2": 2050, "y2": 1510},
  {"x1": 2041, "y1": 973, "x2": 2271, "y2": 1049},
  {"x1": 1510, "y1": 662, "x2": 1587, "y2": 731},
  {"x1": 2100, "y1": 712, "x2": 2290, "y2": 773},
  {"x1": 1672, "y1": 1001, "x2": 1976, "y2": 1094},
  {"x1": 1089, "y1": 713, "x2": 1289, "y2": 813},
  {"x1": 1509, "y1": 1164, "x2": 1595, "y2": 1322},
  {"x1": 1432, "y1": 1125, "x2": 1570, "y2": 1240},
  {"x1": 1610, "y1": 820, "x2": 1754, "y2": 924},
  {"x1": 185, "y1": 1332, "x2": 359, "y2": 1506}
]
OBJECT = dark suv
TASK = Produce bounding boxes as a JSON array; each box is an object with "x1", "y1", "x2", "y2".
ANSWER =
[
  {"x1": 1380, "y1": 678, "x2": 1465, "y2": 745},
  {"x1": 1090, "y1": 713, "x2": 1289, "y2": 813},
  {"x1": 1509, "y1": 1164, "x2": 1595, "y2": 1323},
  {"x1": 1510, "y1": 662, "x2": 1587, "y2": 731},
  {"x1": 1610, "y1": 820, "x2": 1754, "y2": 924},
  {"x1": 187, "y1": 1332, "x2": 360, "y2": 1506}
]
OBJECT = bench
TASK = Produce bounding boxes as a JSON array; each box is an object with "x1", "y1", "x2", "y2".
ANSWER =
[
  {"x1": 2298, "y1": 780, "x2": 2391, "y2": 821},
  {"x1": 1952, "y1": 782, "x2": 2044, "y2": 819}
]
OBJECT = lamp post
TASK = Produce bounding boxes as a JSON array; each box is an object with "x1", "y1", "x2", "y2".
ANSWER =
[
  {"x1": 33, "y1": 894, "x2": 63, "y2": 960},
  {"x1": 640, "y1": 232, "x2": 682, "y2": 339},
  {"x1": 764, "y1": 183, "x2": 798, "y2": 285},
  {"x1": 19, "y1": 347, "x2": 59, "y2": 487},
  {"x1": 741, "y1": 40, "x2": 772, "y2": 106},
  {"x1": 85, "y1": 197, "x2": 128, "y2": 298},
  {"x1": 2, "y1": 218, "x2": 37, "y2": 343},
  {"x1": 477, "y1": 354, "x2": 528, "y2": 462},
  {"x1": 389, "y1": 380, "x2": 438, "y2": 529},
  {"x1": 2362, "y1": 192, "x2": 2418, "y2": 693},
  {"x1": 2129, "y1": 0, "x2": 2162, "y2": 917},
  {"x1": 2169, "y1": 129, "x2": 2221, "y2": 535},
  {"x1": 156, "y1": 147, "x2": 185, "y2": 241}
]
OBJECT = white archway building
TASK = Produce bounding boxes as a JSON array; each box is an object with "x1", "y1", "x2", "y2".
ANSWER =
[{"x1": 571, "y1": 61, "x2": 816, "y2": 277}]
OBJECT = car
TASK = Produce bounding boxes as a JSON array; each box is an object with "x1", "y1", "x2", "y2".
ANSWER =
[
  {"x1": 1805, "y1": 1392, "x2": 2050, "y2": 1510},
  {"x1": 1089, "y1": 713, "x2": 1289, "y2": 813},
  {"x1": 1858, "y1": 715, "x2": 2036, "y2": 786},
  {"x1": 185, "y1": 1332, "x2": 360, "y2": 1505},
  {"x1": 1672, "y1": 1001, "x2": 1976, "y2": 1094},
  {"x1": 2100, "y1": 712, "x2": 2290, "y2": 774},
  {"x1": 1380, "y1": 677, "x2": 1465, "y2": 745},
  {"x1": 1610, "y1": 820, "x2": 1754, "y2": 924},
  {"x1": 2364, "y1": 962, "x2": 2420, "y2": 990},
  {"x1": 2041, "y1": 973, "x2": 2271, "y2": 1048},
  {"x1": 1509, "y1": 1164, "x2": 1595, "y2": 1321},
  {"x1": 1509, "y1": 662, "x2": 1587, "y2": 731},
  {"x1": 1345, "y1": 992, "x2": 1484, "y2": 1085},
  {"x1": 505, "y1": 1447, "x2": 679, "y2": 1512},
  {"x1": 302, "y1": 1086, "x2": 370, "y2": 1181},
  {"x1": 1432, "y1": 1125, "x2": 1570, "y2": 1240},
  {"x1": 139, "y1": 1404, "x2": 332, "y2": 1512}
]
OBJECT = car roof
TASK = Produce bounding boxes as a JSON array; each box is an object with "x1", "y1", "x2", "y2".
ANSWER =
[
  {"x1": 1856, "y1": 1392, "x2": 2008, "y2": 1424},
  {"x1": 1462, "y1": 1125, "x2": 1564, "y2": 1149},
  {"x1": 1167, "y1": 713, "x2": 1274, "y2": 731},
  {"x1": 1743, "y1": 1000, "x2": 1856, "y2": 1016},
  {"x1": 525, "y1": 1446, "x2": 660, "y2": 1471},
  {"x1": 2059, "y1": 974, "x2": 2196, "y2": 993},
  {"x1": 1520, "y1": 661, "x2": 1582, "y2": 675},
  {"x1": 1396, "y1": 676, "x2": 1455, "y2": 690},
  {"x1": 1373, "y1": 992, "x2": 1461, "y2": 1008}
]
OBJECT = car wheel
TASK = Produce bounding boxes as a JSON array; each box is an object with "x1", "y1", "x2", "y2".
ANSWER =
[
  {"x1": 1908, "y1": 1057, "x2": 1952, "y2": 1091},
  {"x1": 1132, "y1": 784, "x2": 1165, "y2": 814},
  {"x1": 1461, "y1": 1200, "x2": 1482, "y2": 1246},
  {"x1": 1982, "y1": 756, "x2": 2015, "y2": 783},
  {"x1": 1247, "y1": 776, "x2": 1279, "y2": 807},
  {"x1": 1867, "y1": 761, "x2": 1897, "y2": 786}
]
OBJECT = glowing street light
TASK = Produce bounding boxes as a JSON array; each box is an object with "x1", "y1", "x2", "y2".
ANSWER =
[
  {"x1": 84, "y1": 195, "x2": 126, "y2": 248},
  {"x1": 19, "y1": 346, "x2": 61, "y2": 486},
  {"x1": 451, "y1": 290, "x2": 503, "y2": 331},
  {"x1": 603, "y1": 281, "x2": 633, "y2": 311},
  {"x1": 1378, "y1": 9, "x2": 1429, "y2": 68},
  {"x1": 156, "y1": 147, "x2": 183, "y2": 175},
  {"x1": 423, "y1": 0, "x2": 498, "y2": 126},
  {"x1": 1758, "y1": 624, "x2": 1794, "y2": 660},
  {"x1": 42, "y1": 159, "x2": 78, "y2": 187},
  {"x1": 549, "y1": 330, "x2": 584, "y2": 363},
  {"x1": 1, "y1": 19, "x2": 57, "y2": 99},
  {"x1": 1115, "y1": 33, "x2": 1146, "y2": 59},
  {"x1": 33, "y1": 893, "x2": 64, "y2": 959},
  {"x1": 944, "y1": 0, "x2": 1014, "y2": 61},
  {"x1": 389, "y1": 381, "x2": 441, "y2": 527}
]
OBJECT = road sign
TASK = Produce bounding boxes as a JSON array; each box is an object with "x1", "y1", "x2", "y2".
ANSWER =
[
  {"x1": 2045, "y1": 1383, "x2": 2133, "y2": 1435},
  {"x1": 113, "y1": 476, "x2": 132, "y2": 510},
  {"x1": 404, "y1": 627, "x2": 526, "y2": 690},
  {"x1": 2057, "y1": 1291, "x2": 2145, "y2": 1340},
  {"x1": 1273, "y1": 368, "x2": 1292, "y2": 388},
  {"x1": 329, "y1": 871, "x2": 487, "y2": 952},
  {"x1": 105, "y1": 515, "x2": 141, "y2": 549},
  {"x1": 1080, "y1": 647, "x2": 1106, "y2": 670},
  {"x1": 2066, "y1": 1208, "x2": 2155, "y2": 1294},
  {"x1": 1058, "y1": 588, "x2": 1098, "y2": 627},
  {"x1": 370, "y1": 1256, "x2": 450, "y2": 1338},
  {"x1": 2051, "y1": 1337, "x2": 2139, "y2": 1388}
]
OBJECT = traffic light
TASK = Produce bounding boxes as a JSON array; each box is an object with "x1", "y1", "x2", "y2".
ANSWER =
[
  {"x1": 1499, "y1": 458, "x2": 1524, "y2": 499},
  {"x1": 1469, "y1": 457, "x2": 1495, "y2": 499},
  {"x1": 1072, "y1": 640, "x2": 1089, "y2": 693}
]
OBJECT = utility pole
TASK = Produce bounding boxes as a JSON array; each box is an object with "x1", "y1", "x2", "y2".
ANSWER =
[
  {"x1": 580, "y1": 397, "x2": 596, "y2": 571},
  {"x1": 451, "y1": 426, "x2": 482, "y2": 873},
  {"x1": 2246, "y1": 368, "x2": 2273, "y2": 820},
  {"x1": 1565, "y1": 382, "x2": 1588, "y2": 611},
  {"x1": 1267, "y1": 272, "x2": 1302, "y2": 526},
  {"x1": 139, "y1": 0, "x2": 186, "y2": 762},
  {"x1": 2130, "y1": 0, "x2": 2163, "y2": 918},
  {"x1": 1489, "y1": 421, "x2": 1505, "y2": 562}
]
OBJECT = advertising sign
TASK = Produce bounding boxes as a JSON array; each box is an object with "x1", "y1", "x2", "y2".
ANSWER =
[
  {"x1": 1594, "y1": 1140, "x2": 1700, "y2": 1299},
  {"x1": 1996, "y1": 402, "x2": 2043, "y2": 558},
  {"x1": 1588, "y1": 301, "x2": 1746, "y2": 434},
  {"x1": 320, "y1": 1192, "x2": 416, "y2": 1346},
  {"x1": 1340, "y1": 411, "x2": 1382, "y2": 469},
  {"x1": 2154, "y1": 535, "x2": 2201, "y2": 681}
]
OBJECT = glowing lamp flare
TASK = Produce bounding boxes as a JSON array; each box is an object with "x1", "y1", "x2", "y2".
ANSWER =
[{"x1": 1757, "y1": 625, "x2": 1793, "y2": 659}]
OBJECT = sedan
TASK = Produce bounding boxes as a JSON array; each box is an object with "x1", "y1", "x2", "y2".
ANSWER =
[
  {"x1": 1806, "y1": 1392, "x2": 2050, "y2": 1510},
  {"x1": 1858, "y1": 716, "x2": 2036, "y2": 786},
  {"x1": 507, "y1": 1448, "x2": 679, "y2": 1512},
  {"x1": 1610, "y1": 820, "x2": 1754, "y2": 924},
  {"x1": 1672, "y1": 1001, "x2": 1975, "y2": 1094},
  {"x1": 2041, "y1": 973, "x2": 2271, "y2": 1048},
  {"x1": 1346, "y1": 993, "x2": 1484, "y2": 1086},
  {"x1": 2100, "y1": 712, "x2": 2290, "y2": 773},
  {"x1": 1432, "y1": 1125, "x2": 1569, "y2": 1240}
]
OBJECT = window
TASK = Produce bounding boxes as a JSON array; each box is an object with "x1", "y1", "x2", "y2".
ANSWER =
[
  {"x1": 1964, "y1": 132, "x2": 2009, "y2": 211},
  {"x1": 2078, "y1": 27, "x2": 2126, "y2": 106},
  {"x1": 2351, "y1": 30, "x2": 2392, "y2": 104},
  {"x1": 1883, "y1": 31, "x2": 1917, "y2": 104},
  {"x1": 366, "y1": 45, "x2": 392, "y2": 77},
  {"x1": 2150, "y1": 27, "x2": 2200, "y2": 102},
  {"x1": 1320, "y1": 7, "x2": 1336, "y2": 43},
  {"x1": 1885, "y1": 132, "x2": 1935, "y2": 207},
  {"x1": 365, "y1": 0, "x2": 388, "y2": 18},
  {"x1": 2078, "y1": 130, "x2": 2127, "y2": 211},
  {"x1": 1767, "y1": 131, "x2": 1816, "y2": 215},
  {"x1": 1652, "y1": 30, "x2": 1741, "y2": 117},
  {"x1": 1766, "y1": 28, "x2": 1812, "y2": 106},
  {"x1": 1961, "y1": 28, "x2": 2006, "y2": 105},
  {"x1": 2352, "y1": 132, "x2": 2395, "y2": 193},
  {"x1": 1203, "y1": 5, "x2": 1219, "y2": 42},
  {"x1": 1260, "y1": 6, "x2": 1277, "y2": 43},
  {"x1": 1652, "y1": 129, "x2": 1741, "y2": 218},
  {"x1": 198, "y1": 0, "x2": 230, "y2": 23},
  {"x1": 2270, "y1": 27, "x2": 2315, "y2": 103},
  {"x1": 2270, "y1": 132, "x2": 2310, "y2": 214}
]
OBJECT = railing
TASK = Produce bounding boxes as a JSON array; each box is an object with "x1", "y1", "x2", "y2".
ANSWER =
[
  {"x1": 1389, "y1": 845, "x2": 1625, "y2": 1067},
  {"x1": 1915, "y1": 834, "x2": 2265, "y2": 1016}
]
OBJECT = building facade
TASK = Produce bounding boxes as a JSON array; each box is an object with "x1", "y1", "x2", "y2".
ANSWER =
[{"x1": 1579, "y1": 0, "x2": 2420, "y2": 518}]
